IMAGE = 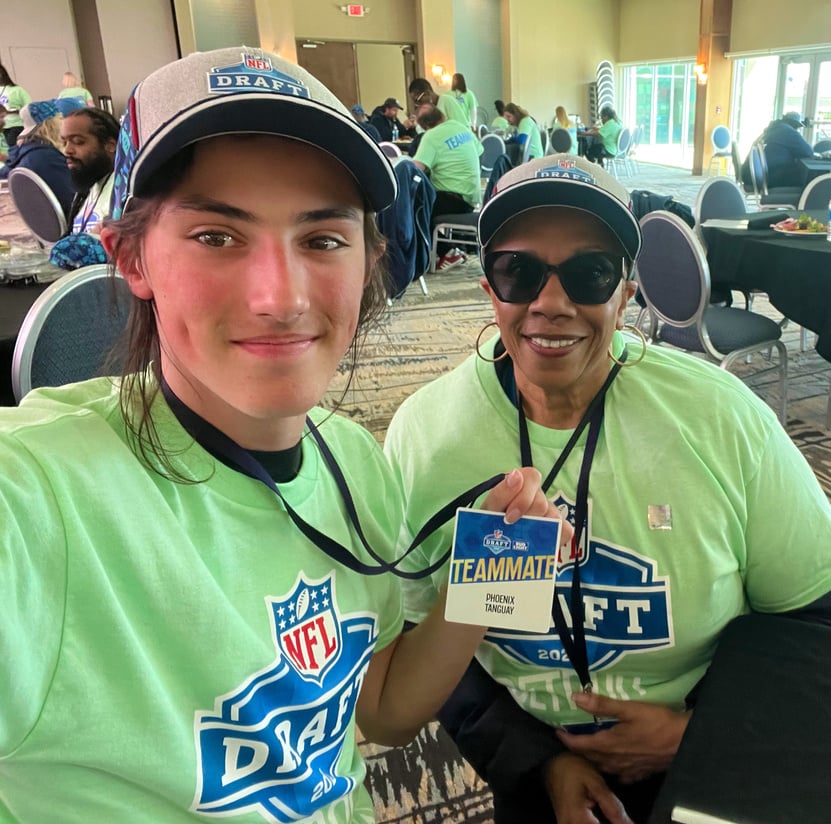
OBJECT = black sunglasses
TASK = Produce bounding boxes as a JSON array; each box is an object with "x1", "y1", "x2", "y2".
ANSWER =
[{"x1": 483, "y1": 250, "x2": 626, "y2": 305}]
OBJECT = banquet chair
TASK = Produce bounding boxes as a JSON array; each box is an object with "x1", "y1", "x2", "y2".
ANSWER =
[
  {"x1": 547, "y1": 128, "x2": 573, "y2": 154},
  {"x1": 12, "y1": 264, "x2": 132, "y2": 402},
  {"x1": 606, "y1": 128, "x2": 632, "y2": 179},
  {"x1": 378, "y1": 141, "x2": 402, "y2": 159},
  {"x1": 480, "y1": 133, "x2": 505, "y2": 179},
  {"x1": 539, "y1": 129, "x2": 549, "y2": 155},
  {"x1": 747, "y1": 143, "x2": 801, "y2": 210},
  {"x1": 707, "y1": 125, "x2": 732, "y2": 176},
  {"x1": 693, "y1": 178, "x2": 747, "y2": 247},
  {"x1": 637, "y1": 210, "x2": 788, "y2": 425},
  {"x1": 813, "y1": 139, "x2": 831, "y2": 153},
  {"x1": 798, "y1": 173, "x2": 831, "y2": 210},
  {"x1": 477, "y1": 123, "x2": 489, "y2": 139},
  {"x1": 8, "y1": 168, "x2": 67, "y2": 247},
  {"x1": 428, "y1": 212, "x2": 479, "y2": 273}
]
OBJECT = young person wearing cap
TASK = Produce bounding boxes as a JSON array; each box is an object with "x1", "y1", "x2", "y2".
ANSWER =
[
  {"x1": 385, "y1": 154, "x2": 831, "y2": 823},
  {"x1": 0, "y1": 100, "x2": 75, "y2": 215},
  {"x1": 0, "y1": 47, "x2": 561, "y2": 822},
  {"x1": 350, "y1": 103, "x2": 382, "y2": 142},
  {"x1": 368, "y1": 97, "x2": 416, "y2": 143}
]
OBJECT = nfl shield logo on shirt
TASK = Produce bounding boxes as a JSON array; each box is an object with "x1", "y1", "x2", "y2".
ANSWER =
[{"x1": 191, "y1": 573, "x2": 378, "y2": 822}]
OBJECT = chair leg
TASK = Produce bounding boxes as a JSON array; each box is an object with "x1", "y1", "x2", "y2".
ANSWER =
[{"x1": 418, "y1": 275, "x2": 429, "y2": 295}]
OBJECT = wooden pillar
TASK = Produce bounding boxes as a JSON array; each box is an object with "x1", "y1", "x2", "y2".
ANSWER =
[{"x1": 692, "y1": 0, "x2": 732, "y2": 175}]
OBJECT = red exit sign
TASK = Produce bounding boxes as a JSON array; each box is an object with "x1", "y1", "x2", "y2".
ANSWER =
[{"x1": 347, "y1": 4, "x2": 365, "y2": 16}]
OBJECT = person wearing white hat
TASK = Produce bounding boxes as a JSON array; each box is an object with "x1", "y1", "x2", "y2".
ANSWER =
[
  {"x1": 0, "y1": 47, "x2": 562, "y2": 822},
  {"x1": 385, "y1": 154, "x2": 831, "y2": 823}
]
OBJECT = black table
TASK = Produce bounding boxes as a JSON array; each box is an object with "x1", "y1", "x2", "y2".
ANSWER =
[
  {"x1": 702, "y1": 210, "x2": 831, "y2": 361},
  {"x1": 0, "y1": 280, "x2": 49, "y2": 405},
  {"x1": 799, "y1": 156, "x2": 831, "y2": 186},
  {"x1": 648, "y1": 614, "x2": 831, "y2": 823}
]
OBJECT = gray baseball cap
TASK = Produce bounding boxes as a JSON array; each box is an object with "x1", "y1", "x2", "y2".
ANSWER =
[
  {"x1": 478, "y1": 154, "x2": 641, "y2": 263},
  {"x1": 111, "y1": 47, "x2": 397, "y2": 219}
]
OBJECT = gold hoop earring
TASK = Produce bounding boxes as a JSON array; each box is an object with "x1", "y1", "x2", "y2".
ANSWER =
[
  {"x1": 475, "y1": 321, "x2": 509, "y2": 362},
  {"x1": 609, "y1": 324, "x2": 647, "y2": 367}
]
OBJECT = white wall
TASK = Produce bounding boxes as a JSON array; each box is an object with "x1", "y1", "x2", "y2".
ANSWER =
[{"x1": 1, "y1": 0, "x2": 81, "y2": 100}]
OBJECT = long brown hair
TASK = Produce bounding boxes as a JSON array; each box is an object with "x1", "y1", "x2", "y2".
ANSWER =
[
  {"x1": 504, "y1": 102, "x2": 529, "y2": 122},
  {"x1": 104, "y1": 145, "x2": 389, "y2": 480}
]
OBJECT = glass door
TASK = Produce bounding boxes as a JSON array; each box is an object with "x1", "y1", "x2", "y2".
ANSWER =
[{"x1": 776, "y1": 52, "x2": 831, "y2": 147}]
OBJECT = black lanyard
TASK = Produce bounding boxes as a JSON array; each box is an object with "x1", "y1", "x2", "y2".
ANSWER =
[
  {"x1": 160, "y1": 379, "x2": 504, "y2": 579},
  {"x1": 517, "y1": 356, "x2": 624, "y2": 691}
]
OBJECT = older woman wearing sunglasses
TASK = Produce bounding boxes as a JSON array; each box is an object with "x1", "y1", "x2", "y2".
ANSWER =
[{"x1": 385, "y1": 155, "x2": 831, "y2": 824}]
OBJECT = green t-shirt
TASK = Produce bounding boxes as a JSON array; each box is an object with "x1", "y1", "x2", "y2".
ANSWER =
[
  {"x1": 454, "y1": 89, "x2": 478, "y2": 127},
  {"x1": 59, "y1": 85, "x2": 94, "y2": 106},
  {"x1": 436, "y1": 92, "x2": 469, "y2": 127},
  {"x1": 414, "y1": 119, "x2": 483, "y2": 207},
  {"x1": 491, "y1": 115, "x2": 510, "y2": 131},
  {"x1": 385, "y1": 332, "x2": 831, "y2": 729},
  {"x1": 599, "y1": 117, "x2": 623, "y2": 154},
  {"x1": 0, "y1": 377, "x2": 404, "y2": 822},
  {"x1": 517, "y1": 116, "x2": 544, "y2": 160},
  {"x1": 0, "y1": 85, "x2": 32, "y2": 130}
]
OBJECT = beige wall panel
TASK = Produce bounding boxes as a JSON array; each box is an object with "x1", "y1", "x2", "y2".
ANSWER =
[
  {"x1": 505, "y1": 0, "x2": 618, "y2": 126},
  {"x1": 1, "y1": 0, "x2": 80, "y2": 99},
  {"x1": 731, "y1": 0, "x2": 831, "y2": 54},
  {"x1": 293, "y1": 0, "x2": 417, "y2": 44},
  {"x1": 256, "y1": 0, "x2": 298, "y2": 61},
  {"x1": 417, "y1": 0, "x2": 455, "y2": 86},
  {"x1": 618, "y1": 0, "x2": 698, "y2": 63},
  {"x1": 356, "y1": 43, "x2": 409, "y2": 116},
  {"x1": 96, "y1": 0, "x2": 180, "y2": 116}
]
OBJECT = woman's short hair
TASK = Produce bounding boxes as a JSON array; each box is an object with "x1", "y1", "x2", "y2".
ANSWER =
[
  {"x1": 494, "y1": 99, "x2": 505, "y2": 116},
  {"x1": 600, "y1": 105, "x2": 618, "y2": 121},
  {"x1": 451, "y1": 73, "x2": 467, "y2": 93}
]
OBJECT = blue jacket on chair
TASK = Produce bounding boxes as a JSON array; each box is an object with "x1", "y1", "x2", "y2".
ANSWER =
[{"x1": 377, "y1": 158, "x2": 436, "y2": 300}]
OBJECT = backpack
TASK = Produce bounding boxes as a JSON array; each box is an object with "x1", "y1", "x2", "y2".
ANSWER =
[{"x1": 376, "y1": 158, "x2": 437, "y2": 299}]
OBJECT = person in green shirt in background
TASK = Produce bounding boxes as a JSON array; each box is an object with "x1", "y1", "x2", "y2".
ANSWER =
[
  {"x1": 451, "y1": 72, "x2": 478, "y2": 130},
  {"x1": 58, "y1": 71, "x2": 94, "y2": 107},
  {"x1": 582, "y1": 105, "x2": 622, "y2": 167},
  {"x1": 504, "y1": 102, "x2": 543, "y2": 161},
  {"x1": 0, "y1": 64, "x2": 32, "y2": 146}
]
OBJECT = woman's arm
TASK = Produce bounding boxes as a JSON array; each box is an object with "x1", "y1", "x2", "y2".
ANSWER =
[{"x1": 356, "y1": 468, "x2": 563, "y2": 745}]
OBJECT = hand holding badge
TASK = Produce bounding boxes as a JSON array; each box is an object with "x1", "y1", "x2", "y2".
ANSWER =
[{"x1": 445, "y1": 469, "x2": 568, "y2": 633}]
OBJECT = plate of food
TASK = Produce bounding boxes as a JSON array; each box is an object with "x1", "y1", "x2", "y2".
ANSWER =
[{"x1": 771, "y1": 215, "x2": 828, "y2": 236}]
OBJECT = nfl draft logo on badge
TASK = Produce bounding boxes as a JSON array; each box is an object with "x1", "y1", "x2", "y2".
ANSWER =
[{"x1": 191, "y1": 573, "x2": 378, "y2": 822}]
